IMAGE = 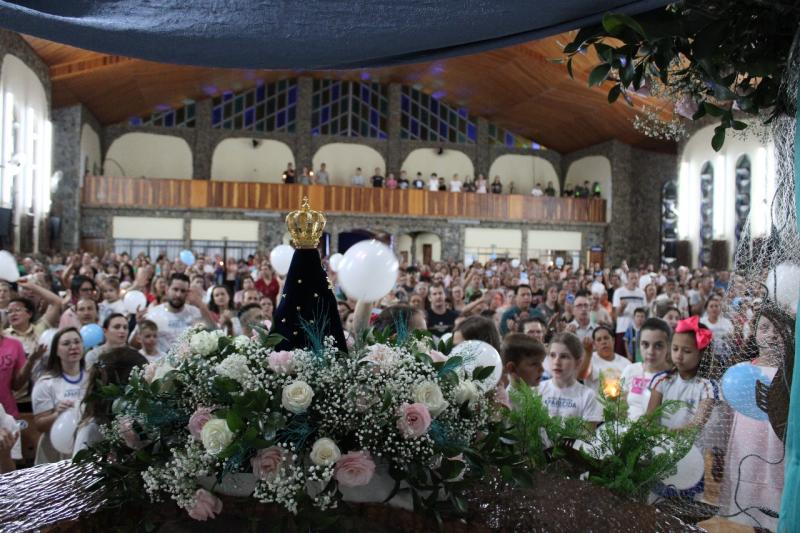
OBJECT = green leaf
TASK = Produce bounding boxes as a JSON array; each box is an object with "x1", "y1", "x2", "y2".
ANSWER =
[
  {"x1": 608, "y1": 85, "x2": 621, "y2": 104},
  {"x1": 588, "y1": 64, "x2": 612, "y2": 87},
  {"x1": 731, "y1": 120, "x2": 747, "y2": 131},
  {"x1": 472, "y1": 366, "x2": 496, "y2": 381},
  {"x1": 594, "y1": 43, "x2": 614, "y2": 63},
  {"x1": 703, "y1": 102, "x2": 724, "y2": 117},
  {"x1": 602, "y1": 13, "x2": 646, "y2": 37},
  {"x1": 711, "y1": 126, "x2": 726, "y2": 151},
  {"x1": 566, "y1": 57, "x2": 574, "y2": 79},
  {"x1": 437, "y1": 355, "x2": 463, "y2": 377},
  {"x1": 226, "y1": 410, "x2": 244, "y2": 432}
]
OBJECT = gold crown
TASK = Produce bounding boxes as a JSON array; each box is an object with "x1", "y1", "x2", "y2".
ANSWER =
[{"x1": 286, "y1": 197, "x2": 326, "y2": 249}]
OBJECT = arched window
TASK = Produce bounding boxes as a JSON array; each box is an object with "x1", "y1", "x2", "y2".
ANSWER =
[
  {"x1": 661, "y1": 179, "x2": 678, "y2": 264},
  {"x1": 735, "y1": 155, "x2": 752, "y2": 245},
  {"x1": 699, "y1": 162, "x2": 714, "y2": 265}
]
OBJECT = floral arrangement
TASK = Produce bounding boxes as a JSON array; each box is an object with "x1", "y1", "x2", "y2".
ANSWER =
[
  {"x1": 77, "y1": 326, "x2": 497, "y2": 523},
  {"x1": 562, "y1": 1, "x2": 800, "y2": 149}
]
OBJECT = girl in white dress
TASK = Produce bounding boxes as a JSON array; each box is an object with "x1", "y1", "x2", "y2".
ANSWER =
[{"x1": 32, "y1": 328, "x2": 88, "y2": 464}]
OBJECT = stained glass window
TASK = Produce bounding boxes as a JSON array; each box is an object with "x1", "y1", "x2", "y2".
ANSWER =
[
  {"x1": 488, "y1": 123, "x2": 544, "y2": 150},
  {"x1": 311, "y1": 80, "x2": 388, "y2": 138},
  {"x1": 131, "y1": 102, "x2": 196, "y2": 127},
  {"x1": 400, "y1": 86, "x2": 475, "y2": 144},
  {"x1": 699, "y1": 162, "x2": 714, "y2": 266},
  {"x1": 211, "y1": 79, "x2": 297, "y2": 133}
]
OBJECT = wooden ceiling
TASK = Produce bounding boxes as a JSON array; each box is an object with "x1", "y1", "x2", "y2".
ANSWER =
[{"x1": 22, "y1": 33, "x2": 675, "y2": 154}]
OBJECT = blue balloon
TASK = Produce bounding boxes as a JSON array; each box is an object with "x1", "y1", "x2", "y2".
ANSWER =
[
  {"x1": 179, "y1": 250, "x2": 195, "y2": 266},
  {"x1": 721, "y1": 362, "x2": 770, "y2": 421},
  {"x1": 80, "y1": 324, "x2": 105, "y2": 350}
]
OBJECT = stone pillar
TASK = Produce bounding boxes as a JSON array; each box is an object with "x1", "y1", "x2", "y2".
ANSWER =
[
  {"x1": 607, "y1": 141, "x2": 633, "y2": 265},
  {"x1": 51, "y1": 105, "x2": 83, "y2": 251},
  {"x1": 475, "y1": 117, "x2": 491, "y2": 179},
  {"x1": 387, "y1": 83, "x2": 403, "y2": 173},
  {"x1": 295, "y1": 77, "x2": 313, "y2": 170},
  {"x1": 182, "y1": 214, "x2": 192, "y2": 249},
  {"x1": 520, "y1": 229, "x2": 529, "y2": 262},
  {"x1": 193, "y1": 99, "x2": 213, "y2": 180}
]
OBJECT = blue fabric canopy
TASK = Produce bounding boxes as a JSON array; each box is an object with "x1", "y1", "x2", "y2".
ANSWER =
[{"x1": 0, "y1": 1, "x2": 667, "y2": 69}]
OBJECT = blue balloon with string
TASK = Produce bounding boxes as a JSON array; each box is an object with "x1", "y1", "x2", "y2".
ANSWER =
[
  {"x1": 179, "y1": 249, "x2": 195, "y2": 266},
  {"x1": 721, "y1": 362, "x2": 771, "y2": 421},
  {"x1": 80, "y1": 324, "x2": 105, "y2": 350}
]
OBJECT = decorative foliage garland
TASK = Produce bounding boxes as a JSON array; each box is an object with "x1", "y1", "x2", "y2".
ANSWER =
[{"x1": 562, "y1": 1, "x2": 800, "y2": 149}]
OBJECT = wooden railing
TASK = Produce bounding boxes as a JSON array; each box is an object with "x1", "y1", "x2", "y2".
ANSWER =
[{"x1": 81, "y1": 176, "x2": 607, "y2": 224}]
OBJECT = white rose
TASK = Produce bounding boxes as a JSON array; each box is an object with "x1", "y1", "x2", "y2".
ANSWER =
[
  {"x1": 309, "y1": 437, "x2": 341, "y2": 466},
  {"x1": 200, "y1": 418, "x2": 235, "y2": 455},
  {"x1": 454, "y1": 380, "x2": 480, "y2": 408},
  {"x1": 359, "y1": 344, "x2": 398, "y2": 367},
  {"x1": 413, "y1": 381, "x2": 449, "y2": 417},
  {"x1": 281, "y1": 381, "x2": 314, "y2": 414},
  {"x1": 153, "y1": 358, "x2": 176, "y2": 381},
  {"x1": 190, "y1": 331, "x2": 219, "y2": 356}
]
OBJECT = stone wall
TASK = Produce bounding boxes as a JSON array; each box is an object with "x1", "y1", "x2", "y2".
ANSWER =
[{"x1": 562, "y1": 140, "x2": 678, "y2": 266}]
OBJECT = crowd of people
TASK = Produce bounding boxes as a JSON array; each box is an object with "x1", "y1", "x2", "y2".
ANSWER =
[
  {"x1": 280, "y1": 162, "x2": 602, "y2": 198},
  {"x1": 0, "y1": 247, "x2": 785, "y2": 528}
]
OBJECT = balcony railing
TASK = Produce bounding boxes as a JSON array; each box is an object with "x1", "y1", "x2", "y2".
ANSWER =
[{"x1": 81, "y1": 176, "x2": 607, "y2": 224}]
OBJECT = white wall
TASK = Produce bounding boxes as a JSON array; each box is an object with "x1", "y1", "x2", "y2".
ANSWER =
[
  {"x1": 113, "y1": 216, "x2": 183, "y2": 239},
  {"x1": 80, "y1": 123, "x2": 101, "y2": 182},
  {"x1": 565, "y1": 156, "x2": 612, "y2": 221},
  {"x1": 396, "y1": 234, "x2": 413, "y2": 261},
  {"x1": 678, "y1": 123, "x2": 776, "y2": 266},
  {"x1": 527, "y1": 230, "x2": 582, "y2": 251},
  {"x1": 211, "y1": 138, "x2": 294, "y2": 183},
  {"x1": 0, "y1": 54, "x2": 51, "y2": 251},
  {"x1": 104, "y1": 132, "x2": 192, "y2": 179},
  {"x1": 312, "y1": 143, "x2": 386, "y2": 186},
  {"x1": 415, "y1": 232, "x2": 442, "y2": 263},
  {"x1": 464, "y1": 228, "x2": 522, "y2": 262},
  {"x1": 401, "y1": 148, "x2": 474, "y2": 182},
  {"x1": 488, "y1": 154, "x2": 558, "y2": 195},
  {"x1": 190, "y1": 219, "x2": 259, "y2": 241}
]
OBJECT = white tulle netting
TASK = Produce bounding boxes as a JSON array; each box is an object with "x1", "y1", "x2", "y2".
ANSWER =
[{"x1": 654, "y1": 35, "x2": 800, "y2": 532}]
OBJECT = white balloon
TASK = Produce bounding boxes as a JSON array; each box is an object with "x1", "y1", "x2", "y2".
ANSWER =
[
  {"x1": 511, "y1": 259, "x2": 520, "y2": 269},
  {"x1": 51, "y1": 408, "x2": 79, "y2": 455},
  {"x1": 450, "y1": 340, "x2": 503, "y2": 390},
  {"x1": 270, "y1": 244, "x2": 295, "y2": 276},
  {"x1": 464, "y1": 255, "x2": 475, "y2": 267},
  {"x1": 0, "y1": 250, "x2": 19, "y2": 282},
  {"x1": 439, "y1": 332, "x2": 453, "y2": 345},
  {"x1": 123, "y1": 290, "x2": 148, "y2": 314},
  {"x1": 38, "y1": 328, "x2": 57, "y2": 352},
  {"x1": 766, "y1": 263, "x2": 800, "y2": 312},
  {"x1": 329, "y1": 253, "x2": 344, "y2": 272},
  {"x1": 337, "y1": 240, "x2": 399, "y2": 302}
]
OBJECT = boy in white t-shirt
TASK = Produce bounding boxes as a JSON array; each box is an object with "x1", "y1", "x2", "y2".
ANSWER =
[
  {"x1": 580, "y1": 325, "x2": 631, "y2": 394},
  {"x1": 620, "y1": 318, "x2": 673, "y2": 421},
  {"x1": 502, "y1": 333, "x2": 546, "y2": 389},
  {"x1": 538, "y1": 332, "x2": 603, "y2": 427}
]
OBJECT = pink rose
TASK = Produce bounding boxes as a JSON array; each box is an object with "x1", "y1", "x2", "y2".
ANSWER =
[
  {"x1": 335, "y1": 450, "x2": 376, "y2": 488},
  {"x1": 251, "y1": 446, "x2": 286, "y2": 481},
  {"x1": 187, "y1": 488, "x2": 223, "y2": 521},
  {"x1": 428, "y1": 350, "x2": 448, "y2": 363},
  {"x1": 143, "y1": 362, "x2": 157, "y2": 383},
  {"x1": 118, "y1": 417, "x2": 143, "y2": 449},
  {"x1": 396, "y1": 403, "x2": 431, "y2": 438},
  {"x1": 187, "y1": 407, "x2": 214, "y2": 441},
  {"x1": 268, "y1": 351, "x2": 294, "y2": 374}
]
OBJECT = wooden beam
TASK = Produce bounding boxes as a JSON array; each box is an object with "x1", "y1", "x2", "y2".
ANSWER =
[{"x1": 50, "y1": 54, "x2": 136, "y2": 81}]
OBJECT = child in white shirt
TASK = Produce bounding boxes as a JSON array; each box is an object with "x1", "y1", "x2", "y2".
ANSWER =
[
  {"x1": 137, "y1": 320, "x2": 166, "y2": 363},
  {"x1": 538, "y1": 332, "x2": 603, "y2": 427},
  {"x1": 502, "y1": 333, "x2": 546, "y2": 388},
  {"x1": 99, "y1": 276, "x2": 126, "y2": 323},
  {"x1": 620, "y1": 318, "x2": 673, "y2": 421}
]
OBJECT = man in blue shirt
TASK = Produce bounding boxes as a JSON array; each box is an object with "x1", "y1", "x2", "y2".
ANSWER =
[{"x1": 499, "y1": 284, "x2": 536, "y2": 336}]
